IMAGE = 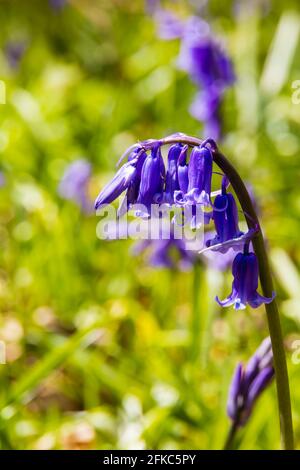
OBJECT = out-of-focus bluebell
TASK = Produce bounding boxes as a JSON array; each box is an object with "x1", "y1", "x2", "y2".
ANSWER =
[
  {"x1": 59, "y1": 159, "x2": 92, "y2": 213},
  {"x1": 155, "y1": 9, "x2": 186, "y2": 39},
  {"x1": 227, "y1": 337, "x2": 274, "y2": 426},
  {"x1": 49, "y1": 0, "x2": 67, "y2": 10},
  {"x1": 177, "y1": 17, "x2": 235, "y2": 89},
  {"x1": 0, "y1": 172, "x2": 5, "y2": 188},
  {"x1": 175, "y1": 144, "x2": 213, "y2": 227},
  {"x1": 189, "y1": 87, "x2": 221, "y2": 141},
  {"x1": 202, "y1": 231, "x2": 237, "y2": 271},
  {"x1": 5, "y1": 41, "x2": 27, "y2": 69},
  {"x1": 133, "y1": 227, "x2": 196, "y2": 271},
  {"x1": 155, "y1": 12, "x2": 235, "y2": 139}
]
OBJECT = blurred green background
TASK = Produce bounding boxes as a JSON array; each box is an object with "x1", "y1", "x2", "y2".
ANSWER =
[{"x1": 0, "y1": 0, "x2": 300, "y2": 450}]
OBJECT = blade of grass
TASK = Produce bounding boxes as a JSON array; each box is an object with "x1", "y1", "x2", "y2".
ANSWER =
[{"x1": 1, "y1": 322, "x2": 103, "y2": 410}]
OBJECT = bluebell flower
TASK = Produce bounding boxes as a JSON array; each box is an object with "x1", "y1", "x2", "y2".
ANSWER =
[
  {"x1": 5, "y1": 41, "x2": 27, "y2": 69},
  {"x1": 175, "y1": 145, "x2": 213, "y2": 207},
  {"x1": 156, "y1": 12, "x2": 235, "y2": 139},
  {"x1": 118, "y1": 148, "x2": 147, "y2": 216},
  {"x1": 206, "y1": 182, "x2": 243, "y2": 252},
  {"x1": 95, "y1": 155, "x2": 140, "y2": 210},
  {"x1": 162, "y1": 143, "x2": 183, "y2": 204},
  {"x1": 177, "y1": 145, "x2": 189, "y2": 194},
  {"x1": 227, "y1": 337, "x2": 274, "y2": 426},
  {"x1": 94, "y1": 144, "x2": 165, "y2": 218},
  {"x1": 189, "y1": 87, "x2": 222, "y2": 140},
  {"x1": 59, "y1": 159, "x2": 92, "y2": 213},
  {"x1": 216, "y1": 250, "x2": 275, "y2": 310},
  {"x1": 155, "y1": 9, "x2": 186, "y2": 39},
  {"x1": 178, "y1": 17, "x2": 235, "y2": 89},
  {"x1": 174, "y1": 145, "x2": 213, "y2": 229},
  {"x1": 178, "y1": 20, "x2": 235, "y2": 140},
  {"x1": 136, "y1": 144, "x2": 165, "y2": 217}
]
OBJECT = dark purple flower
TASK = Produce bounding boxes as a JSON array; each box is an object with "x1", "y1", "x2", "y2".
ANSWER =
[
  {"x1": 162, "y1": 143, "x2": 182, "y2": 204},
  {"x1": 189, "y1": 87, "x2": 222, "y2": 140},
  {"x1": 156, "y1": 12, "x2": 235, "y2": 138},
  {"x1": 206, "y1": 185, "x2": 243, "y2": 252},
  {"x1": 178, "y1": 18, "x2": 235, "y2": 89},
  {"x1": 95, "y1": 156, "x2": 140, "y2": 210},
  {"x1": 177, "y1": 145, "x2": 189, "y2": 194},
  {"x1": 5, "y1": 41, "x2": 27, "y2": 69},
  {"x1": 59, "y1": 159, "x2": 92, "y2": 212},
  {"x1": 175, "y1": 145, "x2": 213, "y2": 207},
  {"x1": 136, "y1": 144, "x2": 165, "y2": 217},
  {"x1": 227, "y1": 337, "x2": 274, "y2": 426},
  {"x1": 216, "y1": 250, "x2": 275, "y2": 310}
]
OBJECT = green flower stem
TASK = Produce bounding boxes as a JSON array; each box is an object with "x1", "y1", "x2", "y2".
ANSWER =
[
  {"x1": 223, "y1": 422, "x2": 238, "y2": 450},
  {"x1": 190, "y1": 259, "x2": 202, "y2": 362},
  {"x1": 160, "y1": 134, "x2": 294, "y2": 450}
]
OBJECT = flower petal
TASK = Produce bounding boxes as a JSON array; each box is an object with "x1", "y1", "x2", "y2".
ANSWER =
[
  {"x1": 248, "y1": 290, "x2": 276, "y2": 309},
  {"x1": 95, "y1": 160, "x2": 137, "y2": 209}
]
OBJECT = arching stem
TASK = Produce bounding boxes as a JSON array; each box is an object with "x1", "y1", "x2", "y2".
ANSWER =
[{"x1": 158, "y1": 134, "x2": 294, "y2": 450}]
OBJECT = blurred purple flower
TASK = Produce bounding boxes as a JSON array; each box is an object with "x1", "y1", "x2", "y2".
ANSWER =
[
  {"x1": 146, "y1": 0, "x2": 161, "y2": 15},
  {"x1": 155, "y1": 12, "x2": 235, "y2": 139},
  {"x1": 0, "y1": 172, "x2": 5, "y2": 188},
  {"x1": 216, "y1": 250, "x2": 275, "y2": 310},
  {"x1": 155, "y1": 9, "x2": 186, "y2": 39},
  {"x1": 135, "y1": 144, "x2": 165, "y2": 217},
  {"x1": 201, "y1": 232, "x2": 237, "y2": 271},
  {"x1": 177, "y1": 18, "x2": 235, "y2": 89},
  {"x1": 5, "y1": 41, "x2": 27, "y2": 69},
  {"x1": 59, "y1": 159, "x2": 92, "y2": 213},
  {"x1": 189, "y1": 87, "x2": 222, "y2": 140},
  {"x1": 227, "y1": 337, "x2": 274, "y2": 426},
  {"x1": 162, "y1": 143, "x2": 183, "y2": 204},
  {"x1": 175, "y1": 144, "x2": 213, "y2": 228},
  {"x1": 133, "y1": 227, "x2": 195, "y2": 271}
]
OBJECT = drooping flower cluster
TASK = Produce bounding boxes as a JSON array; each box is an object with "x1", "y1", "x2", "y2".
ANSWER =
[
  {"x1": 155, "y1": 12, "x2": 235, "y2": 139},
  {"x1": 227, "y1": 337, "x2": 274, "y2": 427},
  {"x1": 59, "y1": 159, "x2": 92, "y2": 213},
  {"x1": 95, "y1": 140, "x2": 213, "y2": 228},
  {"x1": 94, "y1": 134, "x2": 275, "y2": 310}
]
